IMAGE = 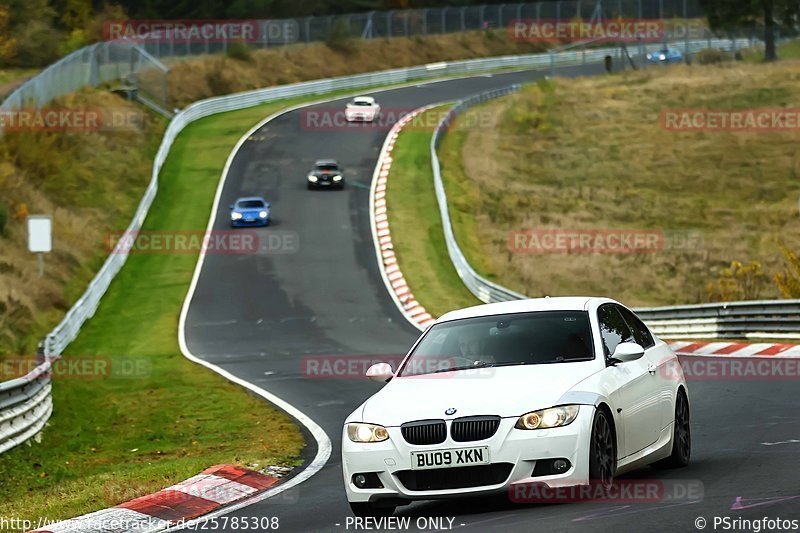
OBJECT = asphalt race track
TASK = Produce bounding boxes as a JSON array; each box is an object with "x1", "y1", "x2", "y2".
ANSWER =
[{"x1": 180, "y1": 65, "x2": 800, "y2": 532}]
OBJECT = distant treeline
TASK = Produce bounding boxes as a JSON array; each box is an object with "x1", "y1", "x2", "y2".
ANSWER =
[{"x1": 0, "y1": 0, "x2": 543, "y2": 67}]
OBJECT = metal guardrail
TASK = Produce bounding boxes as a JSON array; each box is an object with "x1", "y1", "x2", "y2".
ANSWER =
[
  {"x1": 0, "y1": 42, "x2": 627, "y2": 455},
  {"x1": 429, "y1": 38, "x2": 800, "y2": 341},
  {"x1": 0, "y1": 36, "x2": 767, "y2": 454},
  {"x1": 0, "y1": 356, "x2": 54, "y2": 455}
]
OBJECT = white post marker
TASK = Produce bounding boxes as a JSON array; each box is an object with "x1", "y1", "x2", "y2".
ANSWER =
[{"x1": 27, "y1": 215, "x2": 52, "y2": 276}]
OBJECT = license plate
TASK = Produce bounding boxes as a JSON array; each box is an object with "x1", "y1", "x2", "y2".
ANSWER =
[
  {"x1": 244, "y1": 218, "x2": 255, "y2": 222},
  {"x1": 410, "y1": 446, "x2": 489, "y2": 470}
]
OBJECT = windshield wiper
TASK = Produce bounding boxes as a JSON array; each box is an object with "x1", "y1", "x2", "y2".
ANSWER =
[{"x1": 420, "y1": 360, "x2": 531, "y2": 375}]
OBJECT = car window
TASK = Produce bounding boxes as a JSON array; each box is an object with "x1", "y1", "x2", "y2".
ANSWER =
[
  {"x1": 597, "y1": 304, "x2": 634, "y2": 357},
  {"x1": 616, "y1": 305, "x2": 655, "y2": 349},
  {"x1": 316, "y1": 164, "x2": 339, "y2": 171},
  {"x1": 398, "y1": 311, "x2": 594, "y2": 377},
  {"x1": 237, "y1": 200, "x2": 264, "y2": 208}
]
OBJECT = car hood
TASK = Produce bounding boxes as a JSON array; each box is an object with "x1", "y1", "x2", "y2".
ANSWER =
[
  {"x1": 310, "y1": 170, "x2": 341, "y2": 177},
  {"x1": 358, "y1": 362, "x2": 600, "y2": 426}
]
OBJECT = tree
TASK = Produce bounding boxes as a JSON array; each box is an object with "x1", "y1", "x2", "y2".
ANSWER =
[{"x1": 701, "y1": 0, "x2": 799, "y2": 61}]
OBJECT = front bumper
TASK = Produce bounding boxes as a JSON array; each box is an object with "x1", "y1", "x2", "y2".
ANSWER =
[
  {"x1": 308, "y1": 178, "x2": 344, "y2": 188},
  {"x1": 231, "y1": 217, "x2": 269, "y2": 227},
  {"x1": 345, "y1": 113, "x2": 377, "y2": 122},
  {"x1": 342, "y1": 406, "x2": 594, "y2": 504}
]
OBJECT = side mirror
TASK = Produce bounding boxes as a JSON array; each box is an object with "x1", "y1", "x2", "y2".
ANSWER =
[
  {"x1": 228, "y1": 204, "x2": 235, "y2": 210},
  {"x1": 611, "y1": 342, "x2": 645, "y2": 362},
  {"x1": 265, "y1": 203, "x2": 271, "y2": 208},
  {"x1": 365, "y1": 363, "x2": 393, "y2": 382}
]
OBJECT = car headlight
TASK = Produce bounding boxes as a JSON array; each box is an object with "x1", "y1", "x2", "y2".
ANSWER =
[
  {"x1": 231, "y1": 212, "x2": 243, "y2": 220},
  {"x1": 646, "y1": 53, "x2": 652, "y2": 60},
  {"x1": 347, "y1": 423, "x2": 390, "y2": 443},
  {"x1": 259, "y1": 210, "x2": 268, "y2": 218},
  {"x1": 332, "y1": 175, "x2": 342, "y2": 181},
  {"x1": 308, "y1": 175, "x2": 318, "y2": 182},
  {"x1": 515, "y1": 405, "x2": 580, "y2": 430},
  {"x1": 659, "y1": 54, "x2": 666, "y2": 60}
]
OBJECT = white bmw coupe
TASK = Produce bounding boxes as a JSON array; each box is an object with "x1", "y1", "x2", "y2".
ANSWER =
[
  {"x1": 342, "y1": 297, "x2": 690, "y2": 516},
  {"x1": 344, "y1": 96, "x2": 381, "y2": 122}
]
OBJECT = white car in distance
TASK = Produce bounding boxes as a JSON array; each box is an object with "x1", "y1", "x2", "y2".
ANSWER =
[
  {"x1": 341, "y1": 297, "x2": 690, "y2": 517},
  {"x1": 345, "y1": 96, "x2": 381, "y2": 122}
]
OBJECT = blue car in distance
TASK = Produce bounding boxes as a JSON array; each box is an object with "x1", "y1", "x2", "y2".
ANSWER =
[
  {"x1": 646, "y1": 47, "x2": 683, "y2": 64},
  {"x1": 229, "y1": 197, "x2": 270, "y2": 227}
]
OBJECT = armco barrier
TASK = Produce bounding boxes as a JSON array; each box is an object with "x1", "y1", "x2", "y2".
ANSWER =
[
  {"x1": 0, "y1": 37, "x2": 754, "y2": 455},
  {"x1": 429, "y1": 61, "x2": 800, "y2": 341}
]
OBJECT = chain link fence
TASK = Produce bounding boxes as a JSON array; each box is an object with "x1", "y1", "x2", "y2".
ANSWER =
[
  {"x1": 0, "y1": 41, "x2": 168, "y2": 116},
  {"x1": 136, "y1": 0, "x2": 707, "y2": 60}
]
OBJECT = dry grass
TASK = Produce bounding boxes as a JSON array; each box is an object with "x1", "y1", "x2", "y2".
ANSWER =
[
  {"x1": 439, "y1": 61, "x2": 800, "y2": 307},
  {"x1": 0, "y1": 90, "x2": 165, "y2": 357},
  {"x1": 167, "y1": 30, "x2": 547, "y2": 107}
]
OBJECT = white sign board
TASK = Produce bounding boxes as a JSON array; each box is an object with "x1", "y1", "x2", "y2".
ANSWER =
[{"x1": 27, "y1": 215, "x2": 52, "y2": 253}]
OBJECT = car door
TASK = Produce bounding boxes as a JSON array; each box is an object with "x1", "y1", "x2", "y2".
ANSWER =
[
  {"x1": 598, "y1": 304, "x2": 662, "y2": 458},
  {"x1": 617, "y1": 305, "x2": 675, "y2": 434}
]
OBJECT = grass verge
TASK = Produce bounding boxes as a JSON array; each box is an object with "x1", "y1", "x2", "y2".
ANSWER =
[
  {"x1": 437, "y1": 62, "x2": 800, "y2": 306},
  {"x1": 386, "y1": 106, "x2": 481, "y2": 318},
  {"x1": 0, "y1": 98, "x2": 341, "y2": 524},
  {"x1": 0, "y1": 80, "x2": 471, "y2": 524}
]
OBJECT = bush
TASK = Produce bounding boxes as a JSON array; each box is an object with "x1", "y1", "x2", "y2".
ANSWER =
[
  {"x1": 12, "y1": 19, "x2": 62, "y2": 67},
  {"x1": 706, "y1": 261, "x2": 768, "y2": 301},
  {"x1": 326, "y1": 18, "x2": 354, "y2": 52},
  {"x1": 0, "y1": 203, "x2": 7, "y2": 236},
  {"x1": 226, "y1": 41, "x2": 253, "y2": 62},
  {"x1": 774, "y1": 245, "x2": 800, "y2": 298}
]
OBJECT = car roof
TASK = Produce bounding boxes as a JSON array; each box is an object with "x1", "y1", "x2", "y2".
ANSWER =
[
  {"x1": 435, "y1": 296, "x2": 616, "y2": 324},
  {"x1": 235, "y1": 196, "x2": 267, "y2": 203},
  {"x1": 314, "y1": 159, "x2": 339, "y2": 166}
]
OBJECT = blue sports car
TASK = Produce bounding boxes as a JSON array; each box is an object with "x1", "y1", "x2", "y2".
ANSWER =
[
  {"x1": 646, "y1": 47, "x2": 683, "y2": 64},
  {"x1": 229, "y1": 197, "x2": 270, "y2": 227}
]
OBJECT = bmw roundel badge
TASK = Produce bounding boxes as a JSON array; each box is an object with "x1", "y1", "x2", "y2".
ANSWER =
[{"x1": 445, "y1": 408, "x2": 457, "y2": 415}]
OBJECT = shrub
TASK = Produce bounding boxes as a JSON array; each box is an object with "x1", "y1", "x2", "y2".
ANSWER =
[
  {"x1": 706, "y1": 261, "x2": 768, "y2": 301},
  {"x1": 774, "y1": 245, "x2": 800, "y2": 298},
  {"x1": 226, "y1": 41, "x2": 253, "y2": 62},
  {"x1": 326, "y1": 18, "x2": 354, "y2": 52}
]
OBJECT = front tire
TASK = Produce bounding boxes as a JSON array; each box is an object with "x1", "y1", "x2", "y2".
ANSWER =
[
  {"x1": 348, "y1": 502, "x2": 395, "y2": 517},
  {"x1": 589, "y1": 408, "x2": 615, "y2": 490},
  {"x1": 653, "y1": 389, "x2": 690, "y2": 469}
]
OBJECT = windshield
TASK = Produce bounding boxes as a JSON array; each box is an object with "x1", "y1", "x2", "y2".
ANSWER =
[
  {"x1": 315, "y1": 164, "x2": 339, "y2": 172},
  {"x1": 352, "y1": 100, "x2": 372, "y2": 106},
  {"x1": 399, "y1": 311, "x2": 594, "y2": 377},
  {"x1": 237, "y1": 200, "x2": 265, "y2": 208}
]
